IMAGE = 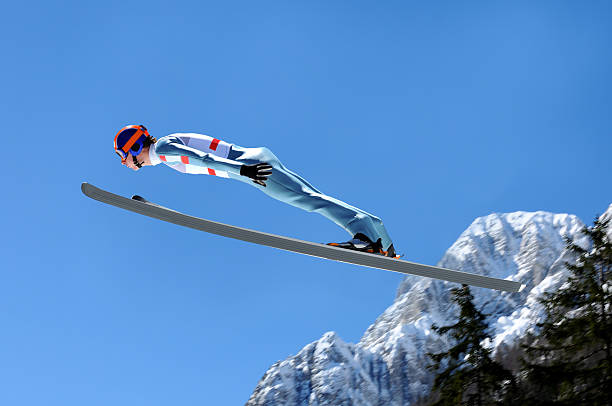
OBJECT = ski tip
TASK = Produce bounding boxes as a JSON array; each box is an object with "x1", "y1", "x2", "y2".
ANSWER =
[
  {"x1": 81, "y1": 182, "x2": 93, "y2": 195},
  {"x1": 518, "y1": 283, "x2": 526, "y2": 293}
]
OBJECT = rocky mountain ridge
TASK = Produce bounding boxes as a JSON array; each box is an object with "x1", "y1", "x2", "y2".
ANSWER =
[{"x1": 247, "y1": 205, "x2": 612, "y2": 405}]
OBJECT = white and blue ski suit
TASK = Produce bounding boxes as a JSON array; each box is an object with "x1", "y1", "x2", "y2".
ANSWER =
[{"x1": 149, "y1": 133, "x2": 394, "y2": 249}]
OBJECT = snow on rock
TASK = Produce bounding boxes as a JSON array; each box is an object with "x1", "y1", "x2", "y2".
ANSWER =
[
  {"x1": 603, "y1": 204, "x2": 612, "y2": 237},
  {"x1": 247, "y1": 332, "x2": 390, "y2": 406},
  {"x1": 247, "y1": 206, "x2": 610, "y2": 405}
]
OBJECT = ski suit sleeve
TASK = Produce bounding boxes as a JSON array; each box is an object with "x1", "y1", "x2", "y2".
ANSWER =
[{"x1": 155, "y1": 136, "x2": 243, "y2": 175}]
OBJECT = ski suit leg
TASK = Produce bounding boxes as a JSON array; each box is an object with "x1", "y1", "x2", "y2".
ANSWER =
[{"x1": 228, "y1": 146, "x2": 394, "y2": 249}]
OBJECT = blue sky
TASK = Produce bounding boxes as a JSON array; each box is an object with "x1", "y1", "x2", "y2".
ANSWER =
[{"x1": 1, "y1": 1, "x2": 610, "y2": 404}]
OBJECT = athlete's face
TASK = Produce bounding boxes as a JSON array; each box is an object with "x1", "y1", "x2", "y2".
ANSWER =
[
  {"x1": 122, "y1": 154, "x2": 141, "y2": 171},
  {"x1": 120, "y1": 147, "x2": 151, "y2": 171}
]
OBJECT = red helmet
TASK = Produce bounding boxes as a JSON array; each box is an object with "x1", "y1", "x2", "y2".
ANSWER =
[{"x1": 114, "y1": 125, "x2": 150, "y2": 161}]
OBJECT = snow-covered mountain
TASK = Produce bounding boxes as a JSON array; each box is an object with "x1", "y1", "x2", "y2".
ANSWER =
[{"x1": 246, "y1": 205, "x2": 612, "y2": 406}]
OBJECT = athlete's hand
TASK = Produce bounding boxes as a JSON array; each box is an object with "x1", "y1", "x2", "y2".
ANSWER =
[{"x1": 240, "y1": 163, "x2": 273, "y2": 187}]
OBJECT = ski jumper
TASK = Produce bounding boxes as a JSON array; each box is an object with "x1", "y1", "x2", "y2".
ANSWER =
[{"x1": 149, "y1": 133, "x2": 394, "y2": 249}]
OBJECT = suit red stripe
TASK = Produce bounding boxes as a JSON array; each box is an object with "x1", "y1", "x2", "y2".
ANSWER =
[
  {"x1": 209, "y1": 138, "x2": 220, "y2": 151},
  {"x1": 181, "y1": 156, "x2": 189, "y2": 164},
  {"x1": 208, "y1": 168, "x2": 216, "y2": 176},
  {"x1": 160, "y1": 155, "x2": 167, "y2": 161}
]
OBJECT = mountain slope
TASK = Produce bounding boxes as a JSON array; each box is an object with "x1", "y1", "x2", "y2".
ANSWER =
[{"x1": 247, "y1": 205, "x2": 611, "y2": 405}]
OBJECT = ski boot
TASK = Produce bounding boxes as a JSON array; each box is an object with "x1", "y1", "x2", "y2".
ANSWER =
[
  {"x1": 328, "y1": 233, "x2": 382, "y2": 254},
  {"x1": 327, "y1": 233, "x2": 401, "y2": 258},
  {"x1": 327, "y1": 232, "x2": 396, "y2": 257}
]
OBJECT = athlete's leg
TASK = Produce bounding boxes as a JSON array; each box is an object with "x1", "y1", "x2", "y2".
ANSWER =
[{"x1": 229, "y1": 146, "x2": 394, "y2": 249}]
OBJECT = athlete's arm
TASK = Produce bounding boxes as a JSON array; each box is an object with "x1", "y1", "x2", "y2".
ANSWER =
[
  {"x1": 155, "y1": 136, "x2": 243, "y2": 173},
  {"x1": 155, "y1": 136, "x2": 272, "y2": 185}
]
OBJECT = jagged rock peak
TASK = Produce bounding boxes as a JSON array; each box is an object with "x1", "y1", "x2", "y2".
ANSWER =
[{"x1": 247, "y1": 207, "x2": 610, "y2": 405}]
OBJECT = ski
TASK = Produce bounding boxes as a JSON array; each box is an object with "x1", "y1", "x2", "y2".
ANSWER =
[{"x1": 81, "y1": 182, "x2": 523, "y2": 293}]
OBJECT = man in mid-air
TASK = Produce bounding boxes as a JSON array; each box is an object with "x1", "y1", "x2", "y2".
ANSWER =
[{"x1": 114, "y1": 125, "x2": 397, "y2": 258}]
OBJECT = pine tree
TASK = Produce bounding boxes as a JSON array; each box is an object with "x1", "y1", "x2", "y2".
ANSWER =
[
  {"x1": 427, "y1": 285, "x2": 512, "y2": 406},
  {"x1": 522, "y1": 217, "x2": 612, "y2": 405}
]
